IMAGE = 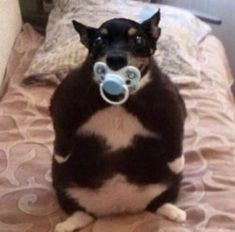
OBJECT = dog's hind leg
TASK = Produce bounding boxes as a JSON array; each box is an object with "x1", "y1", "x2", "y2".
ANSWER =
[
  {"x1": 55, "y1": 211, "x2": 94, "y2": 232},
  {"x1": 157, "y1": 203, "x2": 186, "y2": 222},
  {"x1": 147, "y1": 176, "x2": 186, "y2": 222}
]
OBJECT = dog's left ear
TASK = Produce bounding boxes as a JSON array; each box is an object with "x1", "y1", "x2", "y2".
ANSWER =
[
  {"x1": 141, "y1": 10, "x2": 161, "y2": 41},
  {"x1": 72, "y1": 20, "x2": 97, "y2": 48}
]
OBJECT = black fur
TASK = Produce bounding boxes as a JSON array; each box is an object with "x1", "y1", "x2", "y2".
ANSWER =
[{"x1": 50, "y1": 11, "x2": 186, "y2": 216}]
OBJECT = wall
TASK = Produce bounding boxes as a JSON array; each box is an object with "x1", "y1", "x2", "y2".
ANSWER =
[{"x1": 152, "y1": 0, "x2": 235, "y2": 77}]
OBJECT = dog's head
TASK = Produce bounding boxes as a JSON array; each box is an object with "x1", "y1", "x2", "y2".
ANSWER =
[{"x1": 72, "y1": 10, "x2": 161, "y2": 73}]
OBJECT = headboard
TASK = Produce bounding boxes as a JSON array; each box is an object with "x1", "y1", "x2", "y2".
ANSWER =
[{"x1": 0, "y1": 0, "x2": 22, "y2": 97}]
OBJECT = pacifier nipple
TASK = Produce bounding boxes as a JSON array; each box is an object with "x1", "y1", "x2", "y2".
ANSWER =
[{"x1": 102, "y1": 74, "x2": 124, "y2": 96}]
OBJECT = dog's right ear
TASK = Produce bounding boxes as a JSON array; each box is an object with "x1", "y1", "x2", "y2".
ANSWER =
[{"x1": 72, "y1": 20, "x2": 97, "y2": 48}]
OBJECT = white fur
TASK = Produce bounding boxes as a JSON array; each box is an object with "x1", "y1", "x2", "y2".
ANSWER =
[
  {"x1": 54, "y1": 154, "x2": 70, "y2": 164},
  {"x1": 128, "y1": 27, "x2": 137, "y2": 36},
  {"x1": 78, "y1": 106, "x2": 159, "y2": 151},
  {"x1": 55, "y1": 211, "x2": 93, "y2": 232},
  {"x1": 67, "y1": 174, "x2": 167, "y2": 216},
  {"x1": 157, "y1": 203, "x2": 186, "y2": 222},
  {"x1": 167, "y1": 156, "x2": 185, "y2": 174}
]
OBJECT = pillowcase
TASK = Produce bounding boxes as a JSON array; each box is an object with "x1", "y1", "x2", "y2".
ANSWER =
[{"x1": 23, "y1": 0, "x2": 211, "y2": 85}]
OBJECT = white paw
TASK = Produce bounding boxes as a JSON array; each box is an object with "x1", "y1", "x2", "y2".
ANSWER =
[
  {"x1": 54, "y1": 212, "x2": 94, "y2": 232},
  {"x1": 54, "y1": 154, "x2": 70, "y2": 164},
  {"x1": 54, "y1": 221, "x2": 76, "y2": 232},
  {"x1": 167, "y1": 156, "x2": 185, "y2": 174},
  {"x1": 157, "y1": 203, "x2": 186, "y2": 223}
]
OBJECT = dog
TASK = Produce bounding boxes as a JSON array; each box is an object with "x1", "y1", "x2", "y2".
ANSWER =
[{"x1": 50, "y1": 10, "x2": 187, "y2": 232}]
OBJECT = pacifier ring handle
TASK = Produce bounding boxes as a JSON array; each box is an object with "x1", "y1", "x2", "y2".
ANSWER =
[{"x1": 100, "y1": 84, "x2": 129, "y2": 105}]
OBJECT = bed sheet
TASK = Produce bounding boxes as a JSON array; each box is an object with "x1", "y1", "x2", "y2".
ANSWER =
[{"x1": 0, "y1": 24, "x2": 235, "y2": 232}]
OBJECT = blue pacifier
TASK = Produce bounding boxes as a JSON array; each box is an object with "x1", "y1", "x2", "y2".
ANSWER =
[{"x1": 93, "y1": 62, "x2": 141, "y2": 105}]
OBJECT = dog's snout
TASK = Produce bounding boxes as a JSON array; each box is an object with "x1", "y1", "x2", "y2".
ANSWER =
[{"x1": 106, "y1": 54, "x2": 127, "y2": 71}]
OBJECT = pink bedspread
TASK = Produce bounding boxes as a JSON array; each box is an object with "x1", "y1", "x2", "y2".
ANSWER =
[{"x1": 0, "y1": 24, "x2": 235, "y2": 232}]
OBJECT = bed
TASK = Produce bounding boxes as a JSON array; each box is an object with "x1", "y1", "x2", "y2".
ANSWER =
[{"x1": 1, "y1": 1, "x2": 235, "y2": 231}]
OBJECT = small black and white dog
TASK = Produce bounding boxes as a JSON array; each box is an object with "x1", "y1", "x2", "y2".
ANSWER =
[{"x1": 50, "y1": 10, "x2": 187, "y2": 232}]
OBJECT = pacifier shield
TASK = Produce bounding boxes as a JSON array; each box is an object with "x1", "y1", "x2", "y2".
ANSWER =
[{"x1": 93, "y1": 62, "x2": 141, "y2": 105}]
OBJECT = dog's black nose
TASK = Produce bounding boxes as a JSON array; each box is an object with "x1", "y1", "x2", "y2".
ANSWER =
[{"x1": 106, "y1": 54, "x2": 127, "y2": 71}]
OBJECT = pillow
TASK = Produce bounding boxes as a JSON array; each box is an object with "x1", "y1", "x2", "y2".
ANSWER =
[{"x1": 23, "y1": 0, "x2": 211, "y2": 86}]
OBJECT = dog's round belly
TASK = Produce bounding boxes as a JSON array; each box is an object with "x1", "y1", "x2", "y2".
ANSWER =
[{"x1": 66, "y1": 174, "x2": 167, "y2": 216}]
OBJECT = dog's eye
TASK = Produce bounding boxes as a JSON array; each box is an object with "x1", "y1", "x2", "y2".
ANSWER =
[
  {"x1": 134, "y1": 35, "x2": 146, "y2": 47},
  {"x1": 93, "y1": 36, "x2": 105, "y2": 49}
]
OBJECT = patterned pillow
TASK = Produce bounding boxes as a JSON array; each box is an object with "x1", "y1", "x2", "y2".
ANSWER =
[{"x1": 23, "y1": 0, "x2": 211, "y2": 85}]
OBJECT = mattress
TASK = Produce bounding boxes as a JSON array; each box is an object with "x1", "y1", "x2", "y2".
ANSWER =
[{"x1": 0, "y1": 24, "x2": 235, "y2": 232}]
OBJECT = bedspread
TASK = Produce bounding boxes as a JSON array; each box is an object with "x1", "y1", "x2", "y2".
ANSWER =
[{"x1": 0, "y1": 24, "x2": 235, "y2": 232}]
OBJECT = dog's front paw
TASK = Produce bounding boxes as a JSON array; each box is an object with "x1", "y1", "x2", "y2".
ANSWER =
[
  {"x1": 157, "y1": 203, "x2": 186, "y2": 223},
  {"x1": 167, "y1": 156, "x2": 185, "y2": 174},
  {"x1": 54, "y1": 153, "x2": 71, "y2": 164}
]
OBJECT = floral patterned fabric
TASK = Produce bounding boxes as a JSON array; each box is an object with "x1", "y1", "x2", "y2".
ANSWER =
[
  {"x1": 23, "y1": 0, "x2": 211, "y2": 85},
  {"x1": 0, "y1": 23, "x2": 235, "y2": 232}
]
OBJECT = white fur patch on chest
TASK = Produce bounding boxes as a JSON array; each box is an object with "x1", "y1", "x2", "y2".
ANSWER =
[
  {"x1": 78, "y1": 106, "x2": 157, "y2": 151},
  {"x1": 67, "y1": 174, "x2": 167, "y2": 216}
]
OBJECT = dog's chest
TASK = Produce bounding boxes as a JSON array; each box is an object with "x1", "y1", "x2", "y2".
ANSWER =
[
  {"x1": 78, "y1": 106, "x2": 155, "y2": 150},
  {"x1": 67, "y1": 174, "x2": 167, "y2": 216}
]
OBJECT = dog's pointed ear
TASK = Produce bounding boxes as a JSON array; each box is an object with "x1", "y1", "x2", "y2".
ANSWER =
[
  {"x1": 141, "y1": 10, "x2": 161, "y2": 41},
  {"x1": 72, "y1": 20, "x2": 96, "y2": 48}
]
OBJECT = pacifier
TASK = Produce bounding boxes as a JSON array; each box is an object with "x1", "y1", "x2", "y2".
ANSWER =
[{"x1": 93, "y1": 62, "x2": 141, "y2": 105}]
